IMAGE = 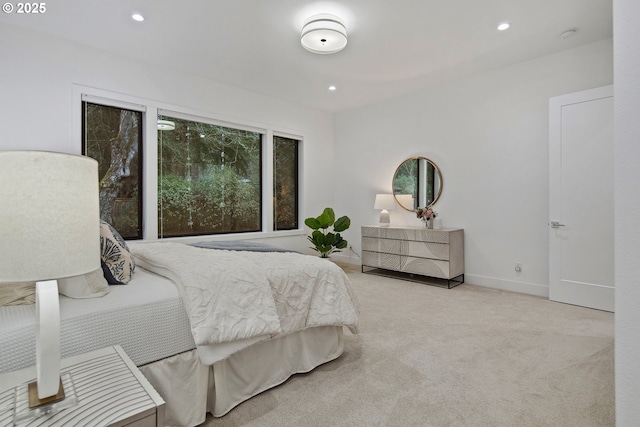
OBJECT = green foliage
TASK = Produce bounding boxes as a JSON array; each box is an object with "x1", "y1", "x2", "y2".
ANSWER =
[
  {"x1": 159, "y1": 167, "x2": 260, "y2": 236},
  {"x1": 305, "y1": 207, "x2": 351, "y2": 258},
  {"x1": 157, "y1": 115, "x2": 261, "y2": 237}
]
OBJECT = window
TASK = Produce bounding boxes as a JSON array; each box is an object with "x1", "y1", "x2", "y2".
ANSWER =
[
  {"x1": 273, "y1": 136, "x2": 299, "y2": 230},
  {"x1": 157, "y1": 114, "x2": 262, "y2": 237},
  {"x1": 81, "y1": 90, "x2": 300, "y2": 240},
  {"x1": 82, "y1": 101, "x2": 143, "y2": 239}
]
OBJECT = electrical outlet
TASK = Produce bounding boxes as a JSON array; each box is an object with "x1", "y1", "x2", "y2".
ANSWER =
[{"x1": 515, "y1": 262, "x2": 522, "y2": 272}]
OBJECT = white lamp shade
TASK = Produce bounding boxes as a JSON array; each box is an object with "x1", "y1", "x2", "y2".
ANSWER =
[
  {"x1": 301, "y1": 14, "x2": 348, "y2": 54},
  {"x1": 0, "y1": 151, "x2": 100, "y2": 283},
  {"x1": 374, "y1": 194, "x2": 396, "y2": 210}
]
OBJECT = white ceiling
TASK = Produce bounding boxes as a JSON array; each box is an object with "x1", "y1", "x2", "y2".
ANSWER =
[{"x1": 0, "y1": 0, "x2": 612, "y2": 113}]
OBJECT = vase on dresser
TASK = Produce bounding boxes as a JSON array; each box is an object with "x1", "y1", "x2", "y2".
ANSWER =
[{"x1": 425, "y1": 220, "x2": 434, "y2": 229}]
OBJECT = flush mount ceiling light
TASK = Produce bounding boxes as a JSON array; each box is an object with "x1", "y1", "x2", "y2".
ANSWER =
[
  {"x1": 497, "y1": 22, "x2": 510, "y2": 31},
  {"x1": 301, "y1": 14, "x2": 347, "y2": 54},
  {"x1": 131, "y1": 13, "x2": 144, "y2": 22}
]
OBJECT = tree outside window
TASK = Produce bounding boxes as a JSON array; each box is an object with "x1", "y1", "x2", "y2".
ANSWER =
[
  {"x1": 82, "y1": 102, "x2": 143, "y2": 239},
  {"x1": 273, "y1": 136, "x2": 299, "y2": 230},
  {"x1": 158, "y1": 115, "x2": 262, "y2": 237}
]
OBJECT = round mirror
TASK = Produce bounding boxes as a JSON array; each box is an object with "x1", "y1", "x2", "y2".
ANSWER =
[{"x1": 392, "y1": 156, "x2": 443, "y2": 211}]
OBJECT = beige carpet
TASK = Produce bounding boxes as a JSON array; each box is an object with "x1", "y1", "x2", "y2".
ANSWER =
[{"x1": 202, "y1": 265, "x2": 614, "y2": 427}]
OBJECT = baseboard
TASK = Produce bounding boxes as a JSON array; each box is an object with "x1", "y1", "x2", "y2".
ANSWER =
[
  {"x1": 465, "y1": 274, "x2": 549, "y2": 298},
  {"x1": 334, "y1": 255, "x2": 549, "y2": 298}
]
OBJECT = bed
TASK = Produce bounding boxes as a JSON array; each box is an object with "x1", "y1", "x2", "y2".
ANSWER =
[{"x1": 0, "y1": 241, "x2": 360, "y2": 427}]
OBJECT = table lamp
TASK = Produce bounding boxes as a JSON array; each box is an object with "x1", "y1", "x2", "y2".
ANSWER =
[
  {"x1": 0, "y1": 151, "x2": 99, "y2": 413},
  {"x1": 374, "y1": 194, "x2": 396, "y2": 226}
]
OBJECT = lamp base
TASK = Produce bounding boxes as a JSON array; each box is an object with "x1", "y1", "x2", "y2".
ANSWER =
[
  {"x1": 378, "y1": 209, "x2": 391, "y2": 227},
  {"x1": 28, "y1": 378, "x2": 65, "y2": 408},
  {"x1": 14, "y1": 373, "x2": 78, "y2": 424}
]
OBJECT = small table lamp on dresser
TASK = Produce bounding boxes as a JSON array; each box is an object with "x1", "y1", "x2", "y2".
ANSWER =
[
  {"x1": 374, "y1": 194, "x2": 396, "y2": 226},
  {"x1": 0, "y1": 151, "x2": 99, "y2": 420}
]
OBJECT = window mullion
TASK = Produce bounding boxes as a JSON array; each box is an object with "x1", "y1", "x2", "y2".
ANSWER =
[
  {"x1": 264, "y1": 130, "x2": 274, "y2": 233},
  {"x1": 144, "y1": 106, "x2": 159, "y2": 240}
]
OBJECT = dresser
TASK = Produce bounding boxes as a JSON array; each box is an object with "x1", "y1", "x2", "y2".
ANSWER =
[{"x1": 361, "y1": 225, "x2": 464, "y2": 288}]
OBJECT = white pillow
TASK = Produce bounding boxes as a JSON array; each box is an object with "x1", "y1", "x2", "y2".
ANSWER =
[
  {"x1": 58, "y1": 268, "x2": 110, "y2": 299},
  {"x1": 0, "y1": 282, "x2": 36, "y2": 306},
  {"x1": 0, "y1": 268, "x2": 110, "y2": 306}
]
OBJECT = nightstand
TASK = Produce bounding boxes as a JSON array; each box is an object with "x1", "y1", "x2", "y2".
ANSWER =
[{"x1": 0, "y1": 346, "x2": 165, "y2": 427}]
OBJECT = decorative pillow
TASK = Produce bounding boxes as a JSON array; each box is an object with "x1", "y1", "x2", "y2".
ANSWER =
[
  {"x1": 100, "y1": 220, "x2": 135, "y2": 284},
  {"x1": 0, "y1": 282, "x2": 36, "y2": 306},
  {"x1": 58, "y1": 268, "x2": 110, "y2": 299}
]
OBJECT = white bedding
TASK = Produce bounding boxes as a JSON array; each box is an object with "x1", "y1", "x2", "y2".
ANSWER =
[
  {"x1": 0, "y1": 268, "x2": 195, "y2": 374},
  {"x1": 130, "y1": 242, "x2": 360, "y2": 364}
]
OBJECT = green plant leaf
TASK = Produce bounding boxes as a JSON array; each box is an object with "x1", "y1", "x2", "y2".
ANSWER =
[
  {"x1": 333, "y1": 216, "x2": 351, "y2": 233},
  {"x1": 316, "y1": 210, "x2": 333, "y2": 229},
  {"x1": 310, "y1": 230, "x2": 325, "y2": 245},
  {"x1": 335, "y1": 236, "x2": 348, "y2": 249},
  {"x1": 322, "y1": 207, "x2": 336, "y2": 225},
  {"x1": 324, "y1": 232, "x2": 337, "y2": 246},
  {"x1": 305, "y1": 217, "x2": 321, "y2": 230}
]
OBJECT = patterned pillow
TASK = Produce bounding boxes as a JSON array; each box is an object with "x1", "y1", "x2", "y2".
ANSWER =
[{"x1": 100, "y1": 220, "x2": 135, "y2": 284}]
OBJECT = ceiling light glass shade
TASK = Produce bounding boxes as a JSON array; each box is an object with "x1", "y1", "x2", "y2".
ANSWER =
[
  {"x1": 301, "y1": 14, "x2": 347, "y2": 54},
  {"x1": 157, "y1": 119, "x2": 175, "y2": 131}
]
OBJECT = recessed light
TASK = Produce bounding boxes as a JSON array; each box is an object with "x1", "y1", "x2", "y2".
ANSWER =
[
  {"x1": 132, "y1": 13, "x2": 145, "y2": 22},
  {"x1": 328, "y1": 85, "x2": 337, "y2": 91},
  {"x1": 497, "y1": 22, "x2": 510, "y2": 31}
]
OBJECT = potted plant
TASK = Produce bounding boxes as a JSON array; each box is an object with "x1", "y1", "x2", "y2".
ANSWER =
[{"x1": 305, "y1": 207, "x2": 351, "y2": 258}]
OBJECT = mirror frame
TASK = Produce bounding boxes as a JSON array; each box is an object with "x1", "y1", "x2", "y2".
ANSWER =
[{"x1": 392, "y1": 156, "x2": 443, "y2": 212}]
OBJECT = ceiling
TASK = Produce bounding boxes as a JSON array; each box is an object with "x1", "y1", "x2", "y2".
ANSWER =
[{"x1": 0, "y1": 0, "x2": 612, "y2": 113}]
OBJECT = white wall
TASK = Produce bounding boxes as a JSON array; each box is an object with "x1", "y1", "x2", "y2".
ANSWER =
[
  {"x1": 0, "y1": 23, "x2": 335, "y2": 253},
  {"x1": 333, "y1": 40, "x2": 613, "y2": 294},
  {"x1": 614, "y1": 0, "x2": 640, "y2": 423}
]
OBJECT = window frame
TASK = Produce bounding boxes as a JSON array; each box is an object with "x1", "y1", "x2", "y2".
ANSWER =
[
  {"x1": 81, "y1": 97, "x2": 145, "y2": 240},
  {"x1": 272, "y1": 134, "x2": 300, "y2": 231},
  {"x1": 157, "y1": 111, "x2": 264, "y2": 238},
  {"x1": 74, "y1": 86, "x2": 303, "y2": 241}
]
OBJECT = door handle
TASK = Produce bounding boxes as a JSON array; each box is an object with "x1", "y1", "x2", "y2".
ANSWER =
[{"x1": 550, "y1": 221, "x2": 565, "y2": 228}]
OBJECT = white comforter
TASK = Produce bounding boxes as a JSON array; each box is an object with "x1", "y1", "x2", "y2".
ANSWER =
[{"x1": 129, "y1": 242, "x2": 359, "y2": 363}]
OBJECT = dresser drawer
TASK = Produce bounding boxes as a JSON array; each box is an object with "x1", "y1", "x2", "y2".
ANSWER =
[
  {"x1": 362, "y1": 237, "x2": 450, "y2": 261},
  {"x1": 363, "y1": 226, "x2": 454, "y2": 243},
  {"x1": 362, "y1": 251, "x2": 451, "y2": 279},
  {"x1": 362, "y1": 226, "x2": 413, "y2": 240}
]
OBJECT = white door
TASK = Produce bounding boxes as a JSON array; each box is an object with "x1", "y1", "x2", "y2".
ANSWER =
[{"x1": 549, "y1": 85, "x2": 614, "y2": 312}]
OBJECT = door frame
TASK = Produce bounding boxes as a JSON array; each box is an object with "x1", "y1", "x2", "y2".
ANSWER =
[{"x1": 549, "y1": 85, "x2": 614, "y2": 311}]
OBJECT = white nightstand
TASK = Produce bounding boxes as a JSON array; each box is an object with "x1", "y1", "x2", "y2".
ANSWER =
[{"x1": 0, "y1": 346, "x2": 165, "y2": 427}]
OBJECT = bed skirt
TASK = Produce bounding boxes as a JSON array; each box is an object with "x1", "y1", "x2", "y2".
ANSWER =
[{"x1": 139, "y1": 325, "x2": 344, "y2": 427}]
